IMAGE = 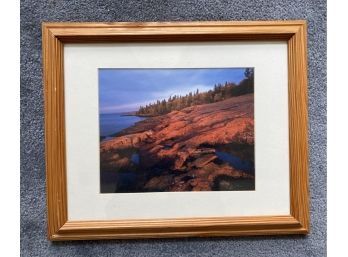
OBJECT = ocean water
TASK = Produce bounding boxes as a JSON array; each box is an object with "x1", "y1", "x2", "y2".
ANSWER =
[{"x1": 99, "y1": 113, "x2": 145, "y2": 137}]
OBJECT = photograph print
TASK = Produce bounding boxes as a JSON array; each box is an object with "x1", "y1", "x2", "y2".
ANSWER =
[{"x1": 99, "y1": 68, "x2": 255, "y2": 193}]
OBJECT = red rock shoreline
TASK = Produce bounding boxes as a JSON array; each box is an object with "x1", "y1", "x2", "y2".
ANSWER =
[{"x1": 100, "y1": 93, "x2": 255, "y2": 192}]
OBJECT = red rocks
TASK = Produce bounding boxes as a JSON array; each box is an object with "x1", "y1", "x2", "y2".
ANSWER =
[
  {"x1": 100, "y1": 94, "x2": 255, "y2": 191},
  {"x1": 100, "y1": 152, "x2": 131, "y2": 172},
  {"x1": 101, "y1": 131, "x2": 153, "y2": 151},
  {"x1": 144, "y1": 175, "x2": 173, "y2": 191},
  {"x1": 192, "y1": 154, "x2": 217, "y2": 168}
]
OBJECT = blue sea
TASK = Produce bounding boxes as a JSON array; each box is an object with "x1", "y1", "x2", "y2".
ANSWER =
[{"x1": 99, "y1": 113, "x2": 145, "y2": 137}]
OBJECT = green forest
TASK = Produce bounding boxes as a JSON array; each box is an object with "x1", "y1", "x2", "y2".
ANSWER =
[{"x1": 136, "y1": 68, "x2": 254, "y2": 117}]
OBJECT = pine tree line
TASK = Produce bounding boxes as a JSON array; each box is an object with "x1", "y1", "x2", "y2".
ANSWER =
[{"x1": 136, "y1": 68, "x2": 254, "y2": 117}]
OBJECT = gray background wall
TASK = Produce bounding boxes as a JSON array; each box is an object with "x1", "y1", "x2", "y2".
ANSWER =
[{"x1": 20, "y1": 0, "x2": 326, "y2": 256}]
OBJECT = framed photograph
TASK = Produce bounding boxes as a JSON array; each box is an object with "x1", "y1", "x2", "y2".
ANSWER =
[{"x1": 42, "y1": 21, "x2": 309, "y2": 240}]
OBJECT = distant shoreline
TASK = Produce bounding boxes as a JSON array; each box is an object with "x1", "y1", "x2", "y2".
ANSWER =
[
  {"x1": 100, "y1": 112, "x2": 153, "y2": 118},
  {"x1": 121, "y1": 113, "x2": 155, "y2": 118}
]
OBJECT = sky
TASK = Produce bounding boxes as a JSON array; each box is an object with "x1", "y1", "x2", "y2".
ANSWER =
[{"x1": 99, "y1": 68, "x2": 247, "y2": 114}]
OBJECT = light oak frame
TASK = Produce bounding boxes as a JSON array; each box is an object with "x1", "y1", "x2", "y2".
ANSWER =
[{"x1": 42, "y1": 21, "x2": 309, "y2": 240}]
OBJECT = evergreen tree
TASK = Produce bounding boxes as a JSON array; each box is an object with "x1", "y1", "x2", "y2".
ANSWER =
[{"x1": 135, "y1": 68, "x2": 254, "y2": 116}]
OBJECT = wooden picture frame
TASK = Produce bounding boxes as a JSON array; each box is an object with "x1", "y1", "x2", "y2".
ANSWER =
[{"x1": 42, "y1": 21, "x2": 309, "y2": 240}]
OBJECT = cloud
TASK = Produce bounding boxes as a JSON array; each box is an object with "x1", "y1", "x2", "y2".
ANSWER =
[
  {"x1": 150, "y1": 84, "x2": 212, "y2": 99},
  {"x1": 99, "y1": 68, "x2": 247, "y2": 113},
  {"x1": 100, "y1": 101, "x2": 152, "y2": 113}
]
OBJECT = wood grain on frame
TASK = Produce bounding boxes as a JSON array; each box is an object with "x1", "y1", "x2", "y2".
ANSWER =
[{"x1": 42, "y1": 21, "x2": 309, "y2": 240}]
